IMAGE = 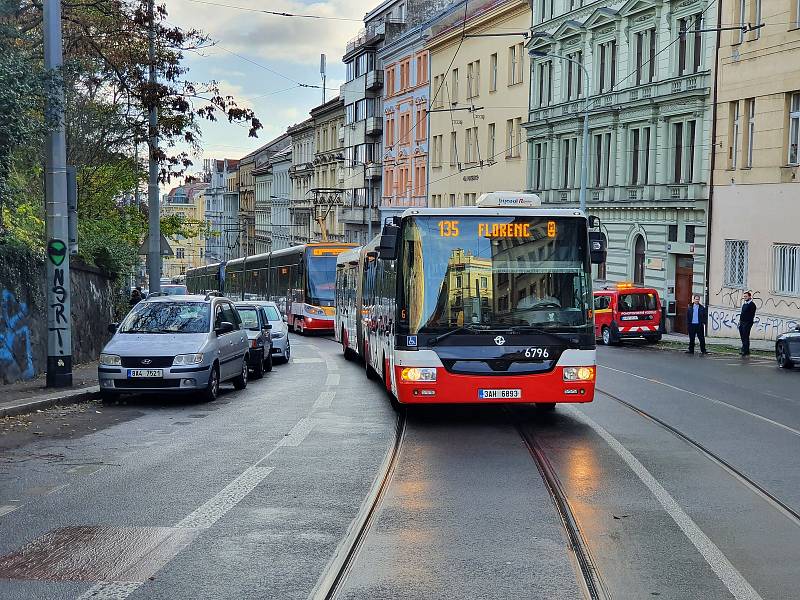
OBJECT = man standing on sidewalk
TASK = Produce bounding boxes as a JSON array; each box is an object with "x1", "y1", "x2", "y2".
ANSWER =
[
  {"x1": 739, "y1": 291, "x2": 757, "y2": 356},
  {"x1": 686, "y1": 294, "x2": 708, "y2": 355}
]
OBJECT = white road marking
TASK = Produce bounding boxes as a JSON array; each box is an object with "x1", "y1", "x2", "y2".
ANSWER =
[
  {"x1": 312, "y1": 391, "x2": 336, "y2": 411},
  {"x1": 0, "y1": 504, "x2": 19, "y2": 517},
  {"x1": 175, "y1": 466, "x2": 275, "y2": 529},
  {"x1": 599, "y1": 365, "x2": 800, "y2": 437},
  {"x1": 325, "y1": 373, "x2": 340, "y2": 387},
  {"x1": 278, "y1": 417, "x2": 315, "y2": 447},
  {"x1": 291, "y1": 358, "x2": 325, "y2": 364},
  {"x1": 78, "y1": 581, "x2": 142, "y2": 599},
  {"x1": 566, "y1": 406, "x2": 764, "y2": 600}
]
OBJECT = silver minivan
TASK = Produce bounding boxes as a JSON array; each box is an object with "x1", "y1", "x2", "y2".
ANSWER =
[{"x1": 98, "y1": 294, "x2": 249, "y2": 402}]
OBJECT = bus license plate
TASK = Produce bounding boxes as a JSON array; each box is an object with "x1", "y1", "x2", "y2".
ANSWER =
[
  {"x1": 479, "y1": 389, "x2": 521, "y2": 399},
  {"x1": 128, "y1": 369, "x2": 163, "y2": 378}
]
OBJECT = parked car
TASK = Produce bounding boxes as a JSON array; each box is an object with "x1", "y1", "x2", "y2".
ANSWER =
[
  {"x1": 234, "y1": 302, "x2": 274, "y2": 377},
  {"x1": 254, "y1": 301, "x2": 290, "y2": 363},
  {"x1": 98, "y1": 293, "x2": 249, "y2": 402},
  {"x1": 593, "y1": 283, "x2": 663, "y2": 345},
  {"x1": 775, "y1": 324, "x2": 800, "y2": 369}
]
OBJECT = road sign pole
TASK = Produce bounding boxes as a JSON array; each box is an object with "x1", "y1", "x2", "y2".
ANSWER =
[{"x1": 44, "y1": 0, "x2": 72, "y2": 387}]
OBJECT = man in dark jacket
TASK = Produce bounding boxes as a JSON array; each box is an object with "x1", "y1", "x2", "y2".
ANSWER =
[
  {"x1": 739, "y1": 291, "x2": 757, "y2": 356},
  {"x1": 686, "y1": 294, "x2": 707, "y2": 354}
]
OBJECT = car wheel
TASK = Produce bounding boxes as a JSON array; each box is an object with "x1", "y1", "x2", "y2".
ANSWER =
[
  {"x1": 777, "y1": 342, "x2": 794, "y2": 369},
  {"x1": 100, "y1": 390, "x2": 118, "y2": 403},
  {"x1": 264, "y1": 351, "x2": 273, "y2": 373},
  {"x1": 201, "y1": 365, "x2": 220, "y2": 402},
  {"x1": 252, "y1": 353, "x2": 264, "y2": 379},
  {"x1": 602, "y1": 326, "x2": 611, "y2": 346},
  {"x1": 233, "y1": 359, "x2": 249, "y2": 390}
]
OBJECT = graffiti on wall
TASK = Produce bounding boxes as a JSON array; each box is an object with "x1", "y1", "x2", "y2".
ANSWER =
[
  {"x1": 709, "y1": 306, "x2": 798, "y2": 340},
  {"x1": 0, "y1": 289, "x2": 35, "y2": 381}
]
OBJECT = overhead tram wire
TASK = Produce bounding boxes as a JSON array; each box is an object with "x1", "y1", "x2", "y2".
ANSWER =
[{"x1": 177, "y1": 0, "x2": 363, "y2": 21}]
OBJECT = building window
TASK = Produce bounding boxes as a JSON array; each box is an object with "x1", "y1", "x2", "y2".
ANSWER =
[
  {"x1": 450, "y1": 131, "x2": 458, "y2": 166},
  {"x1": 416, "y1": 53, "x2": 428, "y2": 85},
  {"x1": 744, "y1": 98, "x2": 755, "y2": 168},
  {"x1": 729, "y1": 101, "x2": 740, "y2": 169},
  {"x1": 596, "y1": 40, "x2": 616, "y2": 93},
  {"x1": 536, "y1": 60, "x2": 553, "y2": 107},
  {"x1": 384, "y1": 167, "x2": 394, "y2": 197},
  {"x1": 773, "y1": 244, "x2": 800, "y2": 295},
  {"x1": 672, "y1": 120, "x2": 697, "y2": 183},
  {"x1": 432, "y1": 75, "x2": 445, "y2": 108},
  {"x1": 386, "y1": 64, "x2": 396, "y2": 96},
  {"x1": 724, "y1": 239, "x2": 749, "y2": 288},
  {"x1": 449, "y1": 193, "x2": 456, "y2": 206},
  {"x1": 415, "y1": 106, "x2": 427, "y2": 141},
  {"x1": 630, "y1": 126, "x2": 651, "y2": 185},
  {"x1": 592, "y1": 132, "x2": 612, "y2": 187},
  {"x1": 506, "y1": 117, "x2": 522, "y2": 158},
  {"x1": 535, "y1": 0, "x2": 554, "y2": 22},
  {"x1": 414, "y1": 162, "x2": 426, "y2": 197},
  {"x1": 467, "y1": 60, "x2": 480, "y2": 98},
  {"x1": 176, "y1": 247, "x2": 185, "y2": 259},
  {"x1": 400, "y1": 59, "x2": 411, "y2": 90},
  {"x1": 451, "y1": 68, "x2": 459, "y2": 104},
  {"x1": 487, "y1": 123, "x2": 496, "y2": 159},
  {"x1": 465, "y1": 127, "x2": 476, "y2": 163},
  {"x1": 509, "y1": 43, "x2": 524, "y2": 85},
  {"x1": 736, "y1": 0, "x2": 746, "y2": 44},
  {"x1": 385, "y1": 113, "x2": 395, "y2": 147},
  {"x1": 532, "y1": 142, "x2": 547, "y2": 190},
  {"x1": 489, "y1": 53, "x2": 498, "y2": 91},
  {"x1": 431, "y1": 135, "x2": 443, "y2": 167},
  {"x1": 633, "y1": 235, "x2": 646, "y2": 285},
  {"x1": 685, "y1": 225, "x2": 695, "y2": 244},
  {"x1": 789, "y1": 92, "x2": 800, "y2": 165},
  {"x1": 678, "y1": 14, "x2": 703, "y2": 74},
  {"x1": 561, "y1": 137, "x2": 577, "y2": 188},
  {"x1": 565, "y1": 51, "x2": 583, "y2": 100},
  {"x1": 635, "y1": 29, "x2": 656, "y2": 84},
  {"x1": 750, "y1": 0, "x2": 761, "y2": 40},
  {"x1": 668, "y1": 225, "x2": 678, "y2": 242}
]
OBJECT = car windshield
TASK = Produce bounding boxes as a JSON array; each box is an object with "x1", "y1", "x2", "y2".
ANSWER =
[
  {"x1": 307, "y1": 255, "x2": 336, "y2": 306},
  {"x1": 399, "y1": 216, "x2": 592, "y2": 334},
  {"x1": 237, "y1": 307, "x2": 261, "y2": 330},
  {"x1": 119, "y1": 302, "x2": 210, "y2": 333},
  {"x1": 263, "y1": 306, "x2": 281, "y2": 321},
  {"x1": 619, "y1": 293, "x2": 658, "y2": 311}
]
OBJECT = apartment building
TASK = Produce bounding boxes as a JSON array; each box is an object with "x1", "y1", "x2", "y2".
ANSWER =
[
  {"x1": 203, "y1": 158, "x2": 239, "y2": 263},
  {"x1": 237, "y1": 150, "x2": 258, "y2": 257},
  {"x1": 287, "y1": 118, "x2": 315, "y2": 245},
  {"x1": 427, "y1": 0, "x2": 531, "y2": 209},
  {"x1": 251, "y1": 134, "x2": 291, "y2": 253},
  {"x1": 707, "y1": 0, "x2": 800, "y2": 340},
  {"x1": 525, "y1": 0, "x2": 717, "y2": 332},
  {"x1": 310, "y1": 96, "x2": 346, "y2": 242},
  {"x1": 379, "y1": 18, "x2": 430, "y2": 220},
  {"x1": 161, "y1": 182, "x2": 207, "y2": 278}
]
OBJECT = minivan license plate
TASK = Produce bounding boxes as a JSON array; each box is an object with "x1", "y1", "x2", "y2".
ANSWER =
[
  {"x1": 128, "y1": 369, "x2": 163, "y2": 378},
  {"x1": 479, "y1": 389, "x2": 521, "y2": 399}
]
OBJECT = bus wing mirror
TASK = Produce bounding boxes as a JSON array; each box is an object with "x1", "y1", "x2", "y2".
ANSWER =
[
  {"x1": 588, "y1": 232, "x2": 607, "y2": 264},
  {"x1": 588, "y1": 215, "x2": 601, "y2": 229},
  {"x1": 378, "y1": 224, "x2": 400, "y2": 260}
]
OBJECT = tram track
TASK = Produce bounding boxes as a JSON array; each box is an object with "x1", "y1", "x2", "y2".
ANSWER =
[
  {"x1": 515, "y1": 416, "x2": 611, "y2": 600},
  {"x1": 596, "y1": 387, "x2": 800, "y2": 528},
  {"x1": 309, "y1": 410, "x2": 407, "y2": 600}
]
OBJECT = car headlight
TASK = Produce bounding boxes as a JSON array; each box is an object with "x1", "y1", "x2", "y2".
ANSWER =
[
  {"x1": 173, "y1": 353, "x2": 204, "y2": 366},
  {"x1": 400, "y1": 367, "x2": 437, "y2": 382},
  {"x1": 304, "y1": 304, "x2": 325, "y2": 316},
  {"x1": 270, "y1": 331, "x2": 285, "y2": 339},
  {"x1": 563, "y1": 366, "x2": 594, "y2": 382},
  {"x1": 99, "y1": 353, "x2": 121, "y2": 366}
]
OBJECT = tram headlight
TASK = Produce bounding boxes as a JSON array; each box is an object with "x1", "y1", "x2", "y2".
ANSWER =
[
  {"x1": 563, "y1": 366, "x2": 595, "y2": 382},
  {"x1": 304, "y1": 304, "x2": 325, "y2": 316},
  {"x1": 401, "y1": 367, "x2": 437, "y2": 382}
]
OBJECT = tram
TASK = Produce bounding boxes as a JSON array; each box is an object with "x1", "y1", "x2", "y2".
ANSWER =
[
  {"x1": 334, "y1": 192, "x2": 607, "y2": 406},
  {"x1": 187, "y1": 242, "x2": 356, "y2": 333}
]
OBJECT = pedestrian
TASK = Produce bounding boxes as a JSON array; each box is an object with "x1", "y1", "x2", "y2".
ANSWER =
[
  {"x1": 129, "y1": 287, "x2": 142, "y2": 307},
  {"x1": 685, "y1": 294, "x2": 708, "y2": 355},
  {"x1": 739, "y1": 291, "x2": 757, "y2": 356}
]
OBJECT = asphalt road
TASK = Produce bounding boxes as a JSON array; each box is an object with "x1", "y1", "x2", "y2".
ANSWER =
[{"x1": 0, "y1": 338, "x2": 798, "y2": 599}]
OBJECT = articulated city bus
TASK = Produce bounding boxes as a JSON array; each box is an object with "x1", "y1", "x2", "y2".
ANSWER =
[
  {"x1": 336, "y1": 192, "x2": 606, "y2": 407},
  {"x1": 187, "y1": 242, "x2": 356, "y2": 333}
]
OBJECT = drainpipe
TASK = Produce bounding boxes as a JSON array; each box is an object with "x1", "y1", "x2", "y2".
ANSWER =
[{"x1": 704, "y1": 0, "x2": 724, "y2": 309}]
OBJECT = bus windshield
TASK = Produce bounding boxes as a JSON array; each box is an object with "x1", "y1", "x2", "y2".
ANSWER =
[
  {"x1": 306, "y1": 255, "x2": 337, "y2": 306},
  {"x1": 399, "y1": 215, "x2": 592, "y2": 334}
]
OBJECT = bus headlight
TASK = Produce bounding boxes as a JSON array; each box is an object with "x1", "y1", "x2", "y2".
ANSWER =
[
  {"x1": 563, "y1": 367, "x2": 594, "y2": 382},
  {"x1": 401, "y1": 367, "x2": 437, "y2": 382}
]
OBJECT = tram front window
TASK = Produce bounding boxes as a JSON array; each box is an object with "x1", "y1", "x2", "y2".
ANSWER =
[
  {"x1": 306, "y1": 255, "x2": 337, "y2": 307},
  {"x1": 399, "y1": 216, "x2": 592, "y2": 335}
]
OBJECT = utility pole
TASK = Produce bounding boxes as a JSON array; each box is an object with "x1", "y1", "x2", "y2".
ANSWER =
[
  {"x1": 44, "y1": 0, "x2": 72, "y2": 387},
  {"x1": 320, "y1": 53, "x2": 326, "y2": 104},
  {"x1": 146, "y1": 0, "x2": 161, "y2": 293}
]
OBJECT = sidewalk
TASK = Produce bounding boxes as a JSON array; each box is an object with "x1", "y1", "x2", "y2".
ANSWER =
[
  {"x1": 0, "y1": 361, "x2": 99, "y2": 418},
  {"x1": 660, "y1": 333, "x2": 774, "y2": 353}
]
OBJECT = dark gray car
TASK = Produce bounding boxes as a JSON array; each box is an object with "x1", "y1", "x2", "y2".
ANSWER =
[
  {"x1": 776, "y1": 324, "x2": 800, "y2": 369},
  {"x1": 234, "y1": 302, "x2": 274, "y2": 377},
  {"x1": 98, "y1": 294, "x2": 250, "y2": 402}
]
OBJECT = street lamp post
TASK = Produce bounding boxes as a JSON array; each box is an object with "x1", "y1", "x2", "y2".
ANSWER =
[{"x1": 530, "y1": 50, "x2": 590, "y2": 213}]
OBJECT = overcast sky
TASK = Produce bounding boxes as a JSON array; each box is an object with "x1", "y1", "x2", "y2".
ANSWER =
[{"x1": 165, "y1": 0, "x2": 375, "y2": 179}]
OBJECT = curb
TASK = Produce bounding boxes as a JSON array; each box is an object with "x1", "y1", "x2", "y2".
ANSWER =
[{"x1": 0, "y1": 386, "x2": 101, "y2": 419}]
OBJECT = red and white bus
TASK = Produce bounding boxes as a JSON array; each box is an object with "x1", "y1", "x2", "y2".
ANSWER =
[{"x1": 336, "y1": 192, "x2": 606, "y2": 408}]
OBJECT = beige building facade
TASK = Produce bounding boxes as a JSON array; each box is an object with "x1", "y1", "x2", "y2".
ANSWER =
[
  {"x1": 161, "y1": 183, "x2": 207, "y2": 279},
  {"x1": 427, "y1": 0, "x2": 530, "y2": 207},
  {"x1": 311, "y1": 97, "x2": 346, "y2": 243},
  {"x1": 708, "y1": 0, "x2": 800, "y2": 340}
]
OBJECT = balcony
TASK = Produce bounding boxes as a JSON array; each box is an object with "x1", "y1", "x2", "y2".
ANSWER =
[
  {"x1": 365, "y1": 116, "x2": 383, "y2": 136},
  {"x1": 345, "y1": 22, "x2": 385, "y2": 55},
  {"x1": 364, "y1": 164, "x2": 382, "y2": 180},
  {"x1": 366, "y1": 69, "x2": 384, "y2": 91}
]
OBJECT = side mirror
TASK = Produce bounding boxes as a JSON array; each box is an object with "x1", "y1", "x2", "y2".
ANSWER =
[
  {"x1": 377, "y1": 223, "x2": 400, "y2": 260},
  {"x1": 588, "y1": 215, "x2": 601, "y2": 229},
  {"x1": 265, "y1": 324, "x2": 272, "y2": 330},
  {"x1": 108, "y1": 322, "x2": 118, "y2": 334},
  {"x1": 215, "y1": 321, "x2": 235, "y2": 335},
  {"x1": 588, "y1": 231, "x2": 607, "y2": 265}
]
